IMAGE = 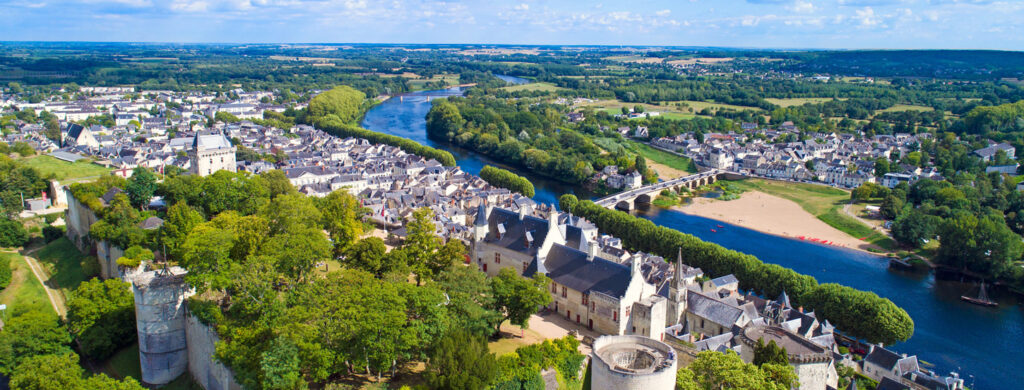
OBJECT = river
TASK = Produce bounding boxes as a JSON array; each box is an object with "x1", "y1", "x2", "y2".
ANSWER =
[{"x1": 361, "y1": 84, "x2": 1022, "y2": 389}]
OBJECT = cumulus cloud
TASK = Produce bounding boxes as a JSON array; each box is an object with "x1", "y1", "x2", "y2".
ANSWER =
[{"x1": 853, "y1": 6, "x2": 882, "y2": 27}]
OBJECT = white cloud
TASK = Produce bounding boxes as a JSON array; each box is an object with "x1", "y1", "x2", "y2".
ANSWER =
[
  {"x1": 789, "y1": 0, "x2": 815, "y2": 13},
  {"x1": 656, "y1": 9, "x2": 671, "y2": 16},
  {"x1": 514, "y1": 3, "x2": 528, "y2": 11},
  {"x1": 853, "y1": 6, "x2": 881, "y2": 27},
  {"x1": 170, "y1": 0, "x2": 207, "y2": 12}
]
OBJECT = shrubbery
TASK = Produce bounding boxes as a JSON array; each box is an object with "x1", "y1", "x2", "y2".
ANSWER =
[
  {"x1": 480, "y1": 165, "x2": 535, "y2": 197},
  {"x1": 563, "y1": 196, "x2": 914, "y2": 345}
]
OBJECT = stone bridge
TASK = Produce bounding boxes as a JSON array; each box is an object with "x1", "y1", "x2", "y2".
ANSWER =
[{"x1": 595, "y1": 169, "x2": 722, "y2": 211}]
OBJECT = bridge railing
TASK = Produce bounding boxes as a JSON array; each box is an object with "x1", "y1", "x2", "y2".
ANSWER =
[{"x1": 595, "y1": 169, "x2": 721, "y2": 205}]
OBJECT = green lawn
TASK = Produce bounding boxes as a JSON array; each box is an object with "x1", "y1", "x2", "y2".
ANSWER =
[
  {"x1": 500, "y1": 82, "x2": 565, "y2": 92},
  {"x1": 728, "y1": 179, "x2": 895, "y2": 250},
  {"x1": 19, "y1": 155, "x2": 111, "y2": 182},
  {"x1": 670, "y1": 100, "x2": 763, "y2": 113},
  {"x1": 875, "y1": 104, "x2": 934, "y2": 114},
  {"x1": 0, "y1": 251, "x2": 54, "y2": 317},
  {"x1": 407, "y1": 74, "x2": 460, "y2": 90},
  {"x1": 34, "y1": 237, "x2": 95, "y2": 296},
  {"x1": 764, "y1": 97, "x2": 845, "y2": 107},
  {"x1": 627, "y1": 141, "x2": 697, "y2": 173}
]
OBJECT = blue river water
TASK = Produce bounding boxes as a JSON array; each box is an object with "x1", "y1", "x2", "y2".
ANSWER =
[{"x1": 361, "y1": 84, "x2": 1022, "y2": 389}]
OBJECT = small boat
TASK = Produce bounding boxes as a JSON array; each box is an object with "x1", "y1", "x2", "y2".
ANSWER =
[
  {"x1": 961, "y1": 282, "x2": 998, "y2": 307},
  {"x1": 716, "y1": 224, "x2": 725, "y2": 228},
  {"x1": 710, "y1": 229, "x2": 717, "y2": 233}
]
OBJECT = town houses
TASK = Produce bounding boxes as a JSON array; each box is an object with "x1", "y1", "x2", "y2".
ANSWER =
[{"x1": 647, "y1": 124, "x2": 957, "y2": 190}]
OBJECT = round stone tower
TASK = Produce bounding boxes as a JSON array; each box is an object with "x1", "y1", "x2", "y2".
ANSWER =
[
  {"x1": 132, "y1": 266, "x2": 194, "y2": 386},
  {"x1": 590, "y1": 335, "x2": 678, "y2": 390}
]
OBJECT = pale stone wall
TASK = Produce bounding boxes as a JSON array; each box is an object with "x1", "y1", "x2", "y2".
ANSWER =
[
  {"x1": 590, "y1": 335, "x2": 677, "y2": 390},
  {"x1": 474, "y1": 243, "x2": 532, "y2": 277},
  {"x1": 684, "y1": 312, "x2": 731, "y2": 337},
  {"x1": 793, "y1": 361, "x2": 838, "y2": 390},
  {"x1": 96, "y1": 240, "x2": 125, "y2": 280},
  {"x1": 185, "y1": 313, "x2": 242, "y2": 390},
  {"x1": 133, "y1": 268, "x2": 194, "y2": 386},
  {"x1": 64, "y1": 188, "x2": 98, "y2": 252},
  {"x1": 190, "y1": 148, "x2": 237, "y2": 177}
]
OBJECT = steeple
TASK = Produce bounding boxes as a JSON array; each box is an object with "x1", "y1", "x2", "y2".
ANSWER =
[
  {"x1": 675, "y1": 247, "x2": 684, "y2": 287},
  {"x1": 474, "y1": 201, "x2": 488, "y2": 227}
]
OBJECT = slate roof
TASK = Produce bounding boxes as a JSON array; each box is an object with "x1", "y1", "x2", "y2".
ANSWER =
[
  {"x1": 193, "y1": 132, "x2": 233, "y2": 150},
  {"x1": 875, "y1": 377, "x2": 910, "y2": 390},
  {"x1": 65, "y1": 123, "x2": 85, "y2": 140},
  {"x1": 483, "y1": 208, "x2": 549, "y2": 255},
  {"x1": 541, "y1": 244, "x2": 631, "y2": 298},
  {"x1": 709, "y1": 274, "x2": 739, "y2": 287},
  {"x1": 865, "y1": 346, "x2": 907, "y2": 371},
  {"x1": 687, "y1": 291, "x2": 745, "y2": 328}
]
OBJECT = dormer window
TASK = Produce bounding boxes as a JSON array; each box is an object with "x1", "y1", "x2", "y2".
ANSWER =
[
  {"x1": 497, "y1": 223, "x2": 506, "y2": 239},
  {"x1": 525, "y1": 231, "x2": 534, "y2": 248}
]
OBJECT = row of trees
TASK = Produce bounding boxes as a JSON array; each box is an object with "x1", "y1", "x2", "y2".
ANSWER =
[
  {"x1": 479, "y1": 165, "x2": 536, "y2": 197},
  {"x1": 308, "y1": 85, "x2": 457, "y2": 166},
  {"x1": 560, "y1": 195, "x2": 914, "y2": 345}
]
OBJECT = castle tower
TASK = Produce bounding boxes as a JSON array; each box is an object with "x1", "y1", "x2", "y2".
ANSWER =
[
  {"x1": 189, "y1": 131, "x2": 237, "y2": 177},
  {"x1": 132, "y1": 267, "x2": 194, "y2": 385}
]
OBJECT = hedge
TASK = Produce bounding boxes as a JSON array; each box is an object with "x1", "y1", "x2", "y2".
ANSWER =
[
  {"x1": 565, "y1": 196, "x2": 914, "y2": 345},
  {"x1": 479, "y1": 165, "x2": 535, "y2": 197}
]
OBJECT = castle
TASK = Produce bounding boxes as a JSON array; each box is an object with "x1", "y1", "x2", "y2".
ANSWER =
[{"x1": 188, "y1": 131, "x2": 236, "y2": 177}]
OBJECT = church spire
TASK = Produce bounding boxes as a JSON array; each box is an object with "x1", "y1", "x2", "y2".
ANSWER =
[{"x1": 675, "y1": 247, "x2": 684, "y2": 286}]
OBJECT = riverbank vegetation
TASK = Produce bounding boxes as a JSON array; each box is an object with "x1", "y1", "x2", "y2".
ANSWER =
[
  {"x1": 479, "y1": 165, "x2": 536, "y2": 197},
  {"x1": 561, "y1": 195, "x2": 915, "y2": 345}
]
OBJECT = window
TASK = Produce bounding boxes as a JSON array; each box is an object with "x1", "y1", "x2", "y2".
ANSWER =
[
  {"x1": 700, "y1": 319, "x2": 705, "y2": 328},
  {"x1": 613, "y1": 311, "x2": 618, "y2": 322},
  {"x1": 582, "y1": 295, "x2": 587, "y2": 305},
  {"x1": 551, "y1": 282, "x2": 557, "y2": 293},
  {"x1": 495, "y1": 253, "x2": 500, "y2": 264},
  {"x1": 591, "y1": 302, "x2": 595, "y2": 312},
  {"x1": 561, "y1": 286, "x2": 567, "y2": 298},
  {"x1": 483, "y1": 264, "x2": 487, "y2": 272}
]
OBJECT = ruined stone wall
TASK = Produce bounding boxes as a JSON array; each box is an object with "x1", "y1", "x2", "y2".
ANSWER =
[
  {"x1": 185, "y1": 313, "x2": 241, "y2": 390},
  {"x1": 96, "y1": 240, "x2": 124, "y2": 280},
  {"x1": 63, "y1": 188, "x2": 98, "y2": 252},
  {"x1": 590, "y1": 335, "x2": 677, "y2": 390}
]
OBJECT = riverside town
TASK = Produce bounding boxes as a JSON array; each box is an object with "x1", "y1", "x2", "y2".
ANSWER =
[{"x1": 1, "y1": 5, "x2": 1023, "y2": 390}]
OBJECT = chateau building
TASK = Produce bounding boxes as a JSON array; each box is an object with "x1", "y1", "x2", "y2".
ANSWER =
[{"x1": 188, "y1": 132, "x2": 236, "y2": 176}]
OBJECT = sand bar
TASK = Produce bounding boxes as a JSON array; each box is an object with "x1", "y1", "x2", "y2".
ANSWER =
[{"x1": 673, "y1": 191, "x2": 876, "y2": 253}]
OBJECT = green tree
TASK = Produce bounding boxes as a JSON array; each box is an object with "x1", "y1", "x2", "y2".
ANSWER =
[
  {"x1": 0, "y1": 252, "x2": 11, "y2": 289},
  {"x1": 879, "y1": 195, "x2": 904, "y2": 220},
  {"x1": 937, "y1": 213, "x2": 1024, "y2": 278},
  {"x1": 891, "y1": 210, "x2": 937, "y2": 248},
  {"x1": 307, "y1": 86, "x2": 365, "y2": 124},
  {"x1": 677, "y1": 351, "x2": 795, "y2": 390},
  {"x1": 344, "y1": 237, "x2": 388, "y2": 277},
  {"x1": 558, "y1": 194, "x2": 578, "y2": 212},
  {"x1": 851, "y1": 184, "x2": 873, "y2": 203},
  {"x1": 0, "y1": 217, "x2": 29, "y2": 248},
  {"x1": 260, "y1": 227, "x2": 331, "y2": 282},
  {"x1": 125, "y1": 167, "x2": 157, "y2": 209},
  {"x1": 404, "y1": 208, "x2": 442, "y2": 284},
  {"x1": 260, "y1": 337, "x2": 304, "y2": 390},
  {"x1": 0, "y1": 311, "x2": 73, "y2": 375},
  {"x1": 259, "y1": 170, "x2": 297, "y2": 199},
  {"x1": 179, "y1": 223, "x2": 236, "y2": 292},
  {"x1": 9, "y1": 352, "x2": 145, "y2": 390},
  {"x1": 65, "y1": 278, "x2": 136, "y2": 359},
  {"x1": 874, "y1": 157, "x2": 890, "y2": 177},
  {"x1": 635, "y1": 155, "x2": 648, "y2": 175},
  {"x1": 425, "y1": 329, "x2": 498, "y2": 390},
  {"x1": 161, "y1": 202, "x2": 205, "y2": 259},
  {"x1": 88, "y1": 194, "x2": 145, "y2": 248},
  {"x1": 490, "y1": 268, "x2": 552, "y2": 331},
  {"x1": 752, "y1": 339, "x2": 788, "y2": 367},
  {"x1": 435, "y1": 265, "x2": 503, "y2": 338},
  {"x1": 425, "y1": 100, "x2": 465, "y2": 139},
  {"x1": 262, "y1": 193, "x2": 322, "y2": 236},
  {"x1": 318, "y1": 190, "x2": 364, "y2": 257}
]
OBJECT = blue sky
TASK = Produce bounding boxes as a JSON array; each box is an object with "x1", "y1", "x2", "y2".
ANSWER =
[{"x1": 2, "y1": 0, "x2": 1022, "y2": 50}]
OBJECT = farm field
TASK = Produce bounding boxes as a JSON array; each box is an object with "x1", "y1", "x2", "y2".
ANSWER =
[
  {"x1": 765, "y1": 97, "x2": 845, "y2": 107},
  {"x1": 500, "y1": 82, "x2": 565, "y2": 92},
  {"x1": 876, "y1": 104, "x2": 935, "y2": 113}
]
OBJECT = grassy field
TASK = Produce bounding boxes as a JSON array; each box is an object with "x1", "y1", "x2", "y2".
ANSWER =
[
  {"x1": 728, "y1": 179, "x2": 895, "y2": 250},
  {"x1": 876, "y1": 104, "x2": 934, "y2": 113},
  {"x1": 19, "y1": 155, "x2": 111, "y2": 182},
  {"x1": 765, "y1": 97, "x2": 845, "y2": 107},
  {"x1": 0, "y1": 251, "x2": 54, "y2": 317},
  {"x1": 627, "y1": 141, "x2": 697, "y2": 173},
  {"x1": 34, "y1": 237, "x2": 95, "y2": 297},
  {"x1": 583, "y1": 99, "x2": 707, "y2": 121},
  {"x1": 500, "y1": 82, "x2": 565, "y2": 92},
  {"x1": 670, "y1": 100, "x2": 763, "y2": 113}
]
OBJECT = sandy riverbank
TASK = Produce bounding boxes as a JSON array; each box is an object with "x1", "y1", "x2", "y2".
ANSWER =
[{"x1": 673, "y1": 191, "x2": 877, "y2": 253}]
